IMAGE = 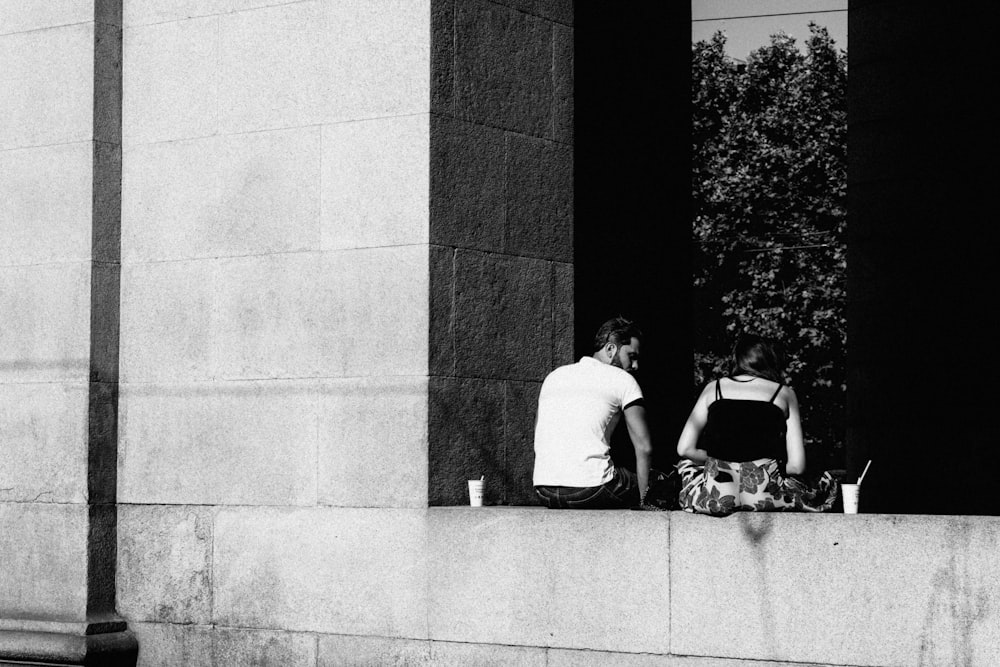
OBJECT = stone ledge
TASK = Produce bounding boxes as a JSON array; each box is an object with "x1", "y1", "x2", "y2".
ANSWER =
[{"x1": 0, "y1": 628, "x2": 137, "y2": 667}]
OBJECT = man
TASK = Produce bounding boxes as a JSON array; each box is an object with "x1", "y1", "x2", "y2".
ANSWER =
[{"x1": 532, "y1": 317, "x2": 655, "y2": 509}]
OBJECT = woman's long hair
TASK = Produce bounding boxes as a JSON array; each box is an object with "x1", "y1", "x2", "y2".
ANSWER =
[{"x1": 730, "y1": 334, "x2": 785, "y2": 383}]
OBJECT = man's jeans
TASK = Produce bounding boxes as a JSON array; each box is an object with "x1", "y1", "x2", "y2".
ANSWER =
[{"x1": 534, "y1": 466, "x2": 640, "y2": 509}]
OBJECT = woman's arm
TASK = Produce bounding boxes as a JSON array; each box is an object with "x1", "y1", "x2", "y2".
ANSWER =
[
  {"x1": 676, "y1": 383, "x2": 712, "y2": 463},
  {"x1": 783, "y1": 387, "x2": 806, "y2": 475}
]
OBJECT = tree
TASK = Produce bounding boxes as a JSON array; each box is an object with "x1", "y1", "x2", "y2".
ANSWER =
[{"x1": 691, "y1": 25, "x2": 847, "y2": 468}]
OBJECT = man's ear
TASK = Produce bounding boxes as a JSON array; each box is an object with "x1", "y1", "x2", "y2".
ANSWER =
[{"x1": 604, "y1": 342, "x2": 617, "y2": 361}]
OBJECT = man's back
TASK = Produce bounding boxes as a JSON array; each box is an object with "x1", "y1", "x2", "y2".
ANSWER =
[{"x1": 532, "y1": 357, "x2": 643, "y2": 487}]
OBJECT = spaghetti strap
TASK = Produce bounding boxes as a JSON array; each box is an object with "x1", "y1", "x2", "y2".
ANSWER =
[
  {"x1": 715, "y1": 379, "x2": 723, "y2": 400},
  {"x1": 768, "y1": 383, "x2": 783, "y2": 403}
]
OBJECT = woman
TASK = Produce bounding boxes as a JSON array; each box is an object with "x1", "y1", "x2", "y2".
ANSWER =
[{"x1": 675, "y1": 334, "x2": 838, "y2": 516}]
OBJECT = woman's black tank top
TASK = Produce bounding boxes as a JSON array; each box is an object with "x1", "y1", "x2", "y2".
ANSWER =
[{"x1": 699, "y1": 378, "x2": 787, "y2": 462}]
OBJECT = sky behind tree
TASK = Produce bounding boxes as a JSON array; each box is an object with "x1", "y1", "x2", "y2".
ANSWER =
[{"x1": 692, "y1": 0, "x2": 848, "y2": 59}]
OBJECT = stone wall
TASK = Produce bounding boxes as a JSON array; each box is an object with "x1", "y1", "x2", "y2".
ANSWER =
[{"x1": 427, "y1": 0, "x2": 574, "y2": 506}]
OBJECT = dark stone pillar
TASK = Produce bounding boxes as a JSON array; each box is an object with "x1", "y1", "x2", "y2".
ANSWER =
[{"x1": 848, "y1": 0, "x2": 1000, "y2": 514}]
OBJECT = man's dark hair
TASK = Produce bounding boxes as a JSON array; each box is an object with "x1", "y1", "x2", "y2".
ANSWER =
[
  {"x1": 592, "y1": 317, "x2": 643, "y2": 352},
  {"x1": 730, "y1": 334, "x2": 786, "y2": 383}
]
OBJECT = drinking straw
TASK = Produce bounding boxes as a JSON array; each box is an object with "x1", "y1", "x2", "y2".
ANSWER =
[{"x1": 857, "y1": 459, "x2": 872, "y2": 485}]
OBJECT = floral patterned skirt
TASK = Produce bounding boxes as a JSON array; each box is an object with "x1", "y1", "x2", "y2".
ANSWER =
[{"x1": 676, "y1": 457, "x2": 839, "y2": 516}]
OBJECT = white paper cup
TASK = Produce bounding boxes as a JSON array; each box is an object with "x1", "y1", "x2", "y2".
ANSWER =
[
  {"x1": 468, "y1": 479, "x2": 484, "y2": 507},
  {"x1": 842, "y1": 483, "x2": 860, "y2": 514}
]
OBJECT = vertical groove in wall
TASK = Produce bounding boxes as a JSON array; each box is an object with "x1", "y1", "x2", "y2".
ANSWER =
[{"x1": 87, "y1": 0, "x2": 123, "y2": 618}]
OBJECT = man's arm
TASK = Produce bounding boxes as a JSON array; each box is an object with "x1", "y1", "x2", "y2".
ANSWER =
[{"x1": 623, "y1": 403, "x2": 653, "y2": 502}]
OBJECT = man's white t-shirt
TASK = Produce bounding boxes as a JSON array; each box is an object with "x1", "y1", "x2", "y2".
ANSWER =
[{"x1": 532, "y1": 356, "x2": 644, "y2": 487}]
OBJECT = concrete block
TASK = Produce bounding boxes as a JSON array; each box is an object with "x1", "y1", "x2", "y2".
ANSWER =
[
  {"x1": 217, "y1": 1, "x2": 429, "y2": 135},
  {"x1": 317, "y1": 376, "x2": 428, "y2": 508},
  {"x1": 505, "y1": 135, "x2": 572, "y2": 261},
  {"x1": 117, "y1": 505, "x2": 213, "y2": 624},
  {"x1": 429, "y1": 115, "x2": 505, "y2": 251},
  {"x1": 0, "y1": 263, "x2": 91, "y2": 384},
  {"x1": 119, "y1": 259, "x2": 215, "y2": 383},
  {"x1": 452, "y1": 249, "x2": 551, "y2": 381},
  {"x1": 124, "y1": 0, "x2": 268, "y2": 27},
  {"x1": 0, "y1": 23, "x2": 93, "y2": 150},
  {"x1": 670, "y1": 512, "x2": 1000, "y2": 666},
  {"x1": 0, "y1": 143, "x2": 93, "y2": 266},
  {"x1": 123, "y1": 16, "x2": 219, "y2": 144},
  {"x1": 0, "y1": 382, "x2": 88, "y2": 503},
  {"x1": 0, "y1": 3, "x2": 95, "y2": 35},
  {"x1": 122, "y1": 127, "x2": 321, "y2": 262},
  {"x1": 427, "y1": 507, "x2": 671, "y2": 653},
  {"x1": 318, "y1": 635, "x2": 430, "y2": 666},
  {"x1": 552, "y1": 23, "x2": 574, "y2": 144},
  {"x1": 313, "y1": 246, "x2": 428, "y2": 378},
  {"x1": 430, "y1": 640, "x2": 546, "y2": 666},
  {"x1": 130, "y1": 623, "x2": 213, "y2": 667},
  {"x1": 0, "y1": 503, "x2": 88, "y2": 620},
  {"x1": 454, "y1": 1, "x2": 552, "y2": 137},
  {"x1": 212, "y1": 507, "x2": 428, "y2": 638},
  {"x1": 118, "y1": 380, "x2": 318, "y2": 505},
  {"x1": 321, "y1": 114, "x2": 429, "y2": 251},
  {"x1": 503, "y1": 381, "x2": 541, "y2": 505},
  {"x1": 552, "y1": 262, "x2": 573, "y2": 367},
  {"x1": 214, "y1": 627, "x2": 317, "y2": 667},
  {"x1": 428, "y1": 377, "x2": 504, "y2": 506}
]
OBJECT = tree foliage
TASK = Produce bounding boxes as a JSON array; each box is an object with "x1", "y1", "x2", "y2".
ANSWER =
[{"x1": 691, "y1": 25, "x2": 847, "y2": 466}]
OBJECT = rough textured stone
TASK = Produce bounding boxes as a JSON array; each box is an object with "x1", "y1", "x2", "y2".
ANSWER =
[
  {"x1": 430, "y1": 640, "x2": 546, "y2": 666},
  {"x1": 130, "y1": 623, "x2": 213, "y2": 667},
  {"x1": 428, "y1": 377, "x2": 505, "y2": 506},
  {"x1": 454, "y1": 0, "x2": 552, "y2": 136},
  {"x1": 119, "y1": 259, "x2": 215, "y2": 383},
  {"x1": 503, "y1": 381, "x2": 541, "y2": 505},
  {"x1": 317, "y1": 376, "x2": 428, "y2": 509},
  {"x1": 118, "y1": 380, "x2": 318, "y2": 505},
  {"x1": 670, "y1": 512, "x2": 1000, "y2": 667},
  {"x1": 0, "y1": 263, "x2": 91, "y2": 384},
  {"x1": 318, "y1": 635, "x2": 430, "y2": 666},
  {"x1": 212, "y1": 507, "x2": 428, "y2": 638},
  {"x1": 452, "y1": 249, "x2": 551, "y2": 381},
  {"x1": 122, "y1": 127, "x2": 321, "y2": 262},
  {"x1": 117, "y1": 505, "x2": 213, "y2": 624},
  {"x1": 429, "y1": 115, "x2": 505, "y2": 251},
  {"x1": 217, "y1": 1, "x2": 428, "y2": 135},
  {"x1": 427, "y1": 507, "x2": 671, "y2": 653},
  {"x1": 321, "y1": 114, "x2": 429, "y2": 251},
  {"x1": 123, "y1": 16, "x2": 219, "y2": 145},
  {"x1": 0, "y1": 23, "x2": 93, "y2": 150},
  {"x1": 0, "y1": 143, "x2": 93, "y2": 266},
  {"x1": 0, "y1": 383, "x2": 88, "y2": 503},
  {"x1": 505, "y1": 134, "x2": 572, "y2": 261},
  {"x1": 0, "y1": 503, "x2": 89, "y2": 620},
  {"x1": 487, "y1": 0, "x2": 573, "y2": 26},
  {"x1": 214, "y1": 627, "x2": 317, "y2": 667},
  {"x1": 552, "y1": 22, "x2": 574, "y2": 143},
  {"x1": 430, "y1": 0, "x2": 455, "y2": 114},
  {"x1": 552, "y1": 261, "x2": 574, "y2": 367},
  {"x1": 428, "y1": 244, "x2": 456, "y2": 377}
]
